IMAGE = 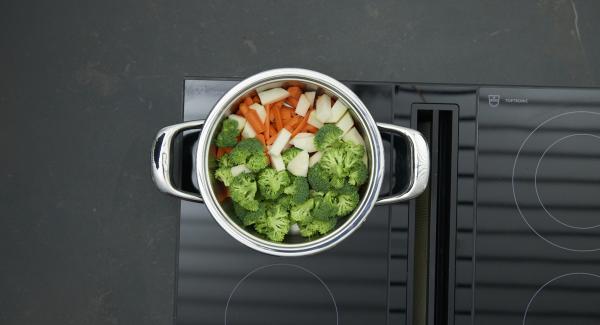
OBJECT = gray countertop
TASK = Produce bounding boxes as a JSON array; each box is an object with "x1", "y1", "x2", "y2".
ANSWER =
[{"x1": 1, "y1": 1, "x2": 599, "y2": 324}]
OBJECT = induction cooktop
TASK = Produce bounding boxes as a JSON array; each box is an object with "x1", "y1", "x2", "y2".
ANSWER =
[{"x1": 175, "y1": 79, "x2": 600, "y2": 325}]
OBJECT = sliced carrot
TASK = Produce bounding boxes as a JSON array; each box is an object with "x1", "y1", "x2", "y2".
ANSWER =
[
  {"x1": 239, "y1": 103, "x2": 249, "y2": 115},
  {"x1": 216, "y1": 146, "x2": 233, "y2": 159},
  {"x1": 284, "y1": 116, "x2": 302, "y2": 132},
  {"x1": 266, "y1": 133, "x2": 277, "y2": 145},
  {"x1": 252, "y1": 96, "x2": 260, "y2": 103},
  {"x1": 274, "y1": 104, "x2": 283, "y2": 131},
  {"x1": 242, "y1": 109, "x2": 265, "y2": 133},
  {"x1": 269, "y1": 124, "x2": 277, "y2": 136},
  {"x1": 281, "y1": 107, "x2": 293, "y2": 121},
  {"x1": 287, "y1": 86, "x2": 302, "y2": 99},
  {"x1": 244, "y1": 97, "x2": 253, "y2": 106},
  {"x1": 304, "y1": 124, "x2": 319, "y2": 133},
  {"x1": 291, "y1": 110, "x2": 312, "y2": 138},
  {"x1": 264, "y1": 104, "x2": 271, "y2": 139},
  {"x1": 286, "y1": 97, "x2": 299, "y2": 108},
  {"x1": 256, "y1": 134, "x2": 265, "y2": 145}
]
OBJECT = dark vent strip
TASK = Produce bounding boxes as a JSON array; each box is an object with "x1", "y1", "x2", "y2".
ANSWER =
[{"x1": 410, "y1": 104, "x2": 458, "y2": 325}]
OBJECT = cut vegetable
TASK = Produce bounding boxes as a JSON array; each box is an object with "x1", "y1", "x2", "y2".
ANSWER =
[
  {"x1": 258, "y1": 88, "x2": 290, "y2": 105},
  {"x1": 227, "y1": 114, "x2": 246, "y2": 131},
  {"x1": 241, "y1": 122, "x2": 256, "y2": 138},
  {"x1": 268, "y1": 128, "x2": 292, "y2": 156},
  {"x1": 362, "y1": 153, "x2": 368, "y2": 166},
  {"x1": 315, "y1": 94, "x2": 332, "y2": 122},
  {"x1": 270, "y1": 154, "x2": 286, "y2": 171},
  {"x1": 309, "y1": 151, "x2": 322, "y2": 167},
  {"x1": 342, "y1": 127, "x2": 365, "y2": 146},
  {"x1": 295, "y1": 94, "x2": 311, "y2": 116},
  {"x1": 249, "y1": 103, "x2": 267, "y2": 123},
  {"x1": 290, "y1": 133, "x2": 317, "y2": 152},
  {"x1": 335, "y1": 112, "x2": 354, "y2": 133},
  {"x1": 328, "y1": 100, "x2": 348, "y2": 123},
  {"x1": 231, "y1": 165, "x2": 251, "y2": 177},
  {"x1": 305, "y1": 91, "x2": 316, "y2": 106},
  {"x1": 307, "y1": 111, "x2": 324, "y2": 128},
  {"x1": 287, "y1": 150, "x2": 309, "y2": 177}
]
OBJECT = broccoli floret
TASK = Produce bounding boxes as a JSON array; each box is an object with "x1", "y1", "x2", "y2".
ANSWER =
[
  {"x1": 340, "y1": 141, "x2": 365, "y2": 170},
  {"x1": 347, "y1": 162, "x2": 368, "y2": 186},
  {"x1": 247, "y1": 154, "x2": 269, "y2": 172},
  {"x1": 284, "y1": 176, "x2": 310, "y2": 203},
  {"x1": 290, "y1": 198, "x2": 314, "y2": 224},
  {"x1": 218, "y1": 152, "x2": 234, "y2": 168},
  {"x1": 254, "y1": 204, "x2": 291, "y2": 242},
  {"x1": 233, "y1": 201, "x2": 267, "y2": 226},
  {"x1": 282, "y1": 147, "x2": 302, "y2": 165},
  {"x1": 215, "y1": 119, "x2": 240, "y2": 147},
  {"x1": 299, "y1": 218, "x2": 337, "y2": 238},
  {"x1": 277, "y1": 194, "x2": 296, "y2": 210},
  {"x1": 230, "y1": 138, "x2": 268, "y2": 172},
  {"x1": 308, "y1": 163, "x2": 331, "y2": 192},
  {"x1": 314, "y1": 124, "x2": 343, "y2": 150},
  {"x1": 257, "y1": 168, "x2": 290, "y2": 200},
  {"x1": 214, "y1": 165, "x2": 234, "y2": 186},
  {"x1": 319, "y1": 146, "x2": 347, "y2": 179},
  {"x1": 336, "y1": 188, "x2": 360, "y2": 217},
  {"x1": 311, "y1": 191, "x2": 338, "y2": 220},
  {"x1": 229, "y1": 173, "x2": 259, "y2": 211}
]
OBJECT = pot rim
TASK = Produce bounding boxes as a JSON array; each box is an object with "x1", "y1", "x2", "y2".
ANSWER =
[{"x1": 196, "y1": 68, "x2": 385, "y2": 256}]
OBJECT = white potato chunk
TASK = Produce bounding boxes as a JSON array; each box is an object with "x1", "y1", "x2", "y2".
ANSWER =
[
  {"x1": 335, "y1": 112, "x2": 354, "y2": 133},
  {"x1": 287, "y1": 150, "x2": 309, "y2": 177},
  {"x1": 258, "y1": 88, "x2": 290, "y2": 105},
  {"x1": 328, "y1": 100, "x2": 348, "y2": 123},
  {"x1": 315, "y1": 94, "x2": 332, "y2": 122}
]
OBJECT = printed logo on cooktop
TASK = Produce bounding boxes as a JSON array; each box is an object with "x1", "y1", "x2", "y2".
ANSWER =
[
  {"x1": 488, "y1": 94, "x2": 529, "y2": 107},
  {"x1": 488, "y1": 94, "x2": 500, "y2": 107}
]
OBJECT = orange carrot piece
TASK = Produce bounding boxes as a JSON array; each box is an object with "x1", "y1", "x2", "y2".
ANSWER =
[
  {"x1": 242, "y1": 109, "x2": 265, "y2": 133},
  {"x1": 239, "y1": 103, "x2": 249, "y2": 115},
  {"x1": 264, "y1": 104, "x2": 271, "y2": 139},
  {"x1": 281, "y1": 107, "x2": 292, "y2": 121},
  {"x1": 287, "y1": 86, "x2": 302, "y2": 99},
  {"x1": 291, "y1": 110, "x2": 312, "y2": 138},
  {"x1": 269, "y1": 124, "x2": 277, "y2": 135},
  {"x1": 216, "y1": 146, "x2": 233, "y2": 159},
  {"x1": 274, "y1": 104, "x2": 283, "y2": 131},
  {"x1": 266, "y1": 133, "x2": 277, "y2": 145},
  {"x1": 286, "y1": 97, "x2": 299, "y2": 108},
  {"x1": 244, "y1": 97, "x2": 253, "y2": 106},
  {"x1": 304, "y1": 124, "x2": 319, "y2": 133},
  {"x1": 284, "y1": 116, "x2": 302, "y2": 132},
  {"x1": 252, "y1": 96, "x2": 260, "y2": 103},
  {"x1": 256, "y1": 134, "x2": 265, "y2": 145}
]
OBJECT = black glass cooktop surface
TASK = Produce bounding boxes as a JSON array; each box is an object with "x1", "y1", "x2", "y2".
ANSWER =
[
  {"x1": 475, "y1": 88, "x2": 600, "y2": 325},
  {"x1": 175, "y1": 79, "x2": 600, "y2": 325}
]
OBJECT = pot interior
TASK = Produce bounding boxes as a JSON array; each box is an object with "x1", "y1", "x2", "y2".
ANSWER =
[{"x1": 204, "y1": 77, "x2": 377, "y2": 246}]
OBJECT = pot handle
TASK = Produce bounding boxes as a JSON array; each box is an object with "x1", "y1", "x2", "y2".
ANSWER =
[
  {"x1": 375, "y1": 123, "x2": 430, "y2": 205},
  {"x1": 151, "y1": 120, "x2": 205, "y2": 203}
]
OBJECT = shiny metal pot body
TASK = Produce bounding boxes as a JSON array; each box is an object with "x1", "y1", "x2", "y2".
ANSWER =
[{"x1": 152, "y1": 68, "x2": 429, "y2": 256}]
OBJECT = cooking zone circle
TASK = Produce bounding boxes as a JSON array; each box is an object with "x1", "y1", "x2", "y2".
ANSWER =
[
  {"x1": 224, "y1": 264, "x2": 338, "y2": 325},
  {"x1": 512, "y1": 111, "x2": 600, "y2": 252},
  {"x1": 534, "y1": 134, "x2": 600, "y2": 230},
  {"x1": 523, "y1": 272, "x2": 600, "y2": 325}
]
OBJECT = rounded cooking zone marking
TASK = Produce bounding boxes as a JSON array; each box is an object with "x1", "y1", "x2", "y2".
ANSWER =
[
  {"x1": 224, "y1": 263, "x2": 338, "y2": 325},
  {"x1": 523, "y1": 272, "x2": 600, "y2": 325},
  {"x1": 534, "y1": 133, "x2": 600, "y2": 230},
  {"x1": 512, "y1": 111, "x2": 600, "y2": 252}
]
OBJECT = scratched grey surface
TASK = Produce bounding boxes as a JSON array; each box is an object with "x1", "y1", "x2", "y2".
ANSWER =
[{"x1": 1, "y1": 1, "x2": 599, "y2": 324}]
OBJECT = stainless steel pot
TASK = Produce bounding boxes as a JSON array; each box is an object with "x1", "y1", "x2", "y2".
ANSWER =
[{"x1": 151, "y1": 68, "x2": 429, "y2": 256}]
